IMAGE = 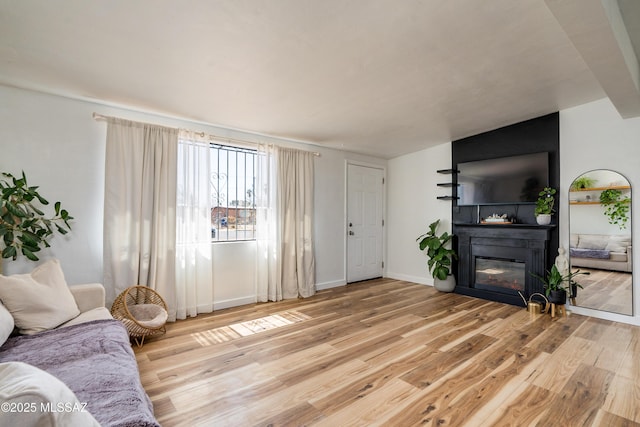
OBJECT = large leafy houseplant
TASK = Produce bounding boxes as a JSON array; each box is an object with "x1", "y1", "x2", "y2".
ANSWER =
[
  {"x1": 417, "y1": 219, "x2": 457, "y2": 281},
  {"x1": 0, "y1": 171, "x2": 73, "y2": 262},
  {"x1": 599, "y1": 188, "x2": 630, "y2": 229}
]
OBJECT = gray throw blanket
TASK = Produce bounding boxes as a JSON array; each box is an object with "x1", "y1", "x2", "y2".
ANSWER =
[
  {"x1": 0, "y1": 319, "x2": 159, "y2": 427},
  {"x1": 570, "y1": 247, "x2": 611, "y2": 259}
]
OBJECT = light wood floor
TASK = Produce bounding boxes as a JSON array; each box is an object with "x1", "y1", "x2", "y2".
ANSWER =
[
  {"x1": 573, "y1": 268, "x2": 633, "y2": 315},
  {"x1": 134, "y1": 278, "x2": 640, "y2": 426}
]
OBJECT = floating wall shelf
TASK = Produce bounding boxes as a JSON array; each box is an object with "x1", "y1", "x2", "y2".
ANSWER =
[
  {"x1": 437, "y1": 169, "x2": 459, "y2": 200},
  {"x1": 570, "y1": 185, "x2": 630, "y2": 192},
  {"x1": 569, "y1": 185, "x2": 631, "y2": 204}
]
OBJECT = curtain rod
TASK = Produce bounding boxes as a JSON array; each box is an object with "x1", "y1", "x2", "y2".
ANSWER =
[{"x1": 92, "y1": 112, "x2": 321, "y2": 157}]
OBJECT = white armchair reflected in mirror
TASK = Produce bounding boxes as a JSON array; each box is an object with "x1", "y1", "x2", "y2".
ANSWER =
[{"x1": 569, "y1": 170, "x2": 632, "y2": 315}]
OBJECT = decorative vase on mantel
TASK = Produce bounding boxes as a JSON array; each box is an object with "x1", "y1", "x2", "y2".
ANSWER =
[
  {"x1": 434, "y1": 274, "x2": 456, "y2": 292},
  {"x1": 536, "y1": 214, "x2": 552, "y2": 225}
]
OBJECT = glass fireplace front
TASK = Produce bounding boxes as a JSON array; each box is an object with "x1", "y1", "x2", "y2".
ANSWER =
[{"x1": 474, "y1": 257, "x2": 525, "y2": 295}]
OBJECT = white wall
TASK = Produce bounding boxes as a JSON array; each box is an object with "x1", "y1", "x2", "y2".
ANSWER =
[
  {"x1": 385, "y1": 142, "x2": 452, "y2": 285},
  {"x1": 0, "y1": 85, "x2": 386, "y2": 307},
  {"x1": 560, "y1": 97, "x2": 640, "y2": 325},
  {"x1": 0, "y1": 86, "x2": 105, "y2": 284}
]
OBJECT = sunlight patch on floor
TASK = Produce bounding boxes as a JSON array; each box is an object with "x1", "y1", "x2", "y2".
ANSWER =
[{"x1": 191, "y1": 310, "x2": 311, "y2": 346}]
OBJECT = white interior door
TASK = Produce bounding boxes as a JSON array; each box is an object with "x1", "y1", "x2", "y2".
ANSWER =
[{"x1": 347, "y1": 164, "x2": 384, "y2": 283}]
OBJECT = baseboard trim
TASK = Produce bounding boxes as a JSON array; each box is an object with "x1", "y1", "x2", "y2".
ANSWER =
[
  {"x1": 384, "y1": 272, "x2": 432, "y2": 286},
  {"x1": 213, "y1": 296, "x2": 257, "y2": 311},
  {"x1": 316, "y1": 279, "x2": 347, "y2": 291}
]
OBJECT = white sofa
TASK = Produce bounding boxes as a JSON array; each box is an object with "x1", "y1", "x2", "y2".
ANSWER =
[
  {"x1": 0, "y1": 260, "x2": 159, "y2": 427},
  {"x1": 60, "y1": 283, "x2": 113, "y2": 327},
  {"x1": 570, "y1": 233, "x2": 632, "y2": 273}
]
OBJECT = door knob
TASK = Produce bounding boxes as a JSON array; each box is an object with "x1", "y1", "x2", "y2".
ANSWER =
[
  {"x1": 349, "y1": 222, "x2": 353, "y2": 227},
  {"x1": 349, "y1": 231, "x2": 355, "y2": 236}
]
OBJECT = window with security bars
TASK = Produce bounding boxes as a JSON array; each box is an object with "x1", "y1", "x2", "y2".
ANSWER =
[{"x1": 210, "y1": 144, "x2": 257, "y2": 242}]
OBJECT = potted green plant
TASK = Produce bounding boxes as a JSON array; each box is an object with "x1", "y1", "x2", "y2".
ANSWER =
[
  {"x1": 0, "y1": 171, "x2": 73, "y2": 264},
  {"x1": 599, "y1": 188, "x2": 630, "y2": 229},
  {"x1": 530, "y1": 265, "x2": 589, "y2": 304},
  {"x1": 417, "y1": 219, "x2": 458, "y2": 292},
  {"x1": 570, "y1": 175, "x2": 596, "y2": 191},
  {"x1": 534, "y1": 187, "x2": 556, "y2": 225}
]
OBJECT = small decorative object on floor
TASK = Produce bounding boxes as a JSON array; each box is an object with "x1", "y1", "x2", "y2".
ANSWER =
[
  {"x1": 518, "y1": 291, "x2": 548, "y2": 315},
  {"x1": 550, "y1": 303, "x2": 566, "y2": 318},
  {"x1": 111, "y1": 286, "x2": 168, "y2": 347}
]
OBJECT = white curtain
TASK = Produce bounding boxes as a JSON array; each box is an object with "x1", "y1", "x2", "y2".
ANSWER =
[
  {"x1": 256, "y1": 144, "x2": 281, "y2": 301},
  {"x1": 256, "y1": 145, "x2": 315, "y2": 301},
  {"x1": 104, "y1": 118, "x2": 178, "y2": 318},
  {"x1": 175, "y1": 133, "x2": 214, "y2": 319}
]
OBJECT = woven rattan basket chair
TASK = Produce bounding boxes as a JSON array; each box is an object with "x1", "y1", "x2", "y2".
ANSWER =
[{"x1": 111, "y1": 286, "x2": 168, "y2": 347}]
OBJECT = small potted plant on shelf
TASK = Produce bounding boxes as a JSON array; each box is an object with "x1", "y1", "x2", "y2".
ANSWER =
[
  {"x1": 535, "y1": 187, "x2": 556, "y2": 225},
  {"x1": 570, "y1": 175, "x2": 596, "y2": 191},
  {"x1": 530, "y1": 265, "x2": 589, "y2": 304},
  {"x1": 417, "y1": 219, "x2": 458, "y2": 292}
]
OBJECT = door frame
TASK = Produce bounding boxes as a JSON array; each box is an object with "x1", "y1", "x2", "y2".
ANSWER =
[{"x1": 345, "y1": 160, "x2": 387, "y2": 283}]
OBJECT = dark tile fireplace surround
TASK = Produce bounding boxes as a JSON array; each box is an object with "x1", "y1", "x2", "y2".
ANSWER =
[{"x1": 450, "y1": 112, "x2": 560, "y2": 305}]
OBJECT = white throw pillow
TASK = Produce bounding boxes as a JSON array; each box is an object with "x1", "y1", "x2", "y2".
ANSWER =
[
  {"x1": 0, "y1": 301, "x2": 14, "y2": 347},
  {"x1": 605, "y1": 235, "x2": 631, "y2": 253},
  {"x1": 0, "y1": 361, "x2": 100, "y2": 427},
  {"x1": 570, "y1": 233, "x2": 579, "y2": 249},
  {"x1": 577, "y1": 235, "x2": 609, "y2": 250},
  {"x1": 0, "y1": 259, "x2": 80, "y2": 335}
]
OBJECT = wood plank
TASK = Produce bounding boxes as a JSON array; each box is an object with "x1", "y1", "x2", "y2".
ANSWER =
[
  {"x1": 592, "y1": 409, "x2": 640, "y2": 427},
  {"x1": 540, "y1": 364, "x2": 614, "y2": 426},
  {"x1": 603, "y1": 374, "x2": 640, "y2": 422},
  {"x1": 385, "y1": 361, "x2": 497, "y2": 426},
  {"x1": 310, "y1": 378, "x2": 418, "y2": 427},
  {"x1": 309, "y1": 345, "x2": 438, "y2": 414},
  {"x1": 400, "y1": 334, "x2": 498, "y2": 389},
  {"x1": 527, "y1": 334, "x2": 595, "y2": 393}
]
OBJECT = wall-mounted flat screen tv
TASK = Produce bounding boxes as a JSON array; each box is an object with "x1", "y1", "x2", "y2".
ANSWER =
[{"x1": 457, "y1": 152, "x2": 549, "y2": 205}]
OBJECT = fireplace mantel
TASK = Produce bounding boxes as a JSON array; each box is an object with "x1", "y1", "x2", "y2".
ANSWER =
[{"x1": 453, "y1": 223, "x2": 555, "y2": 306}]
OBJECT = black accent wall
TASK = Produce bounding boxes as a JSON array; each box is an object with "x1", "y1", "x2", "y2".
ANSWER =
[{"x1": 451, "y1": 112, "x2": 560, "y2": 303}]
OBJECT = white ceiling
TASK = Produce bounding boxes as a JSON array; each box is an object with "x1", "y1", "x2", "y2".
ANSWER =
[{"x1": 1, "y1": 0, "x2": 639, "y2": 158}]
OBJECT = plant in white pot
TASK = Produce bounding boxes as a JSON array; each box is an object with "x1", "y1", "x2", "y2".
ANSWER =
[
  {"x1": 535, "y1": 187, "x2": 556, "y2": 225},
  {"x1": 417, "y1": 219, "x2": 457, "y2": 292},
  {"x1": 0, "y1": 171, "x2": 73, "y2": 268}
]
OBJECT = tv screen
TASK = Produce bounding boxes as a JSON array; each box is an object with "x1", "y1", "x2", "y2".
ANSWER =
[{"x1": 457, "y1": 152, "x2": 549, "y2": 205}]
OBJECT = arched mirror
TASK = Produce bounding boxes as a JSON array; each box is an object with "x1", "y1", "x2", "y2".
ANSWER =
[{"x1": 568, "y1": 170, "x2": 632, "y2": 315}]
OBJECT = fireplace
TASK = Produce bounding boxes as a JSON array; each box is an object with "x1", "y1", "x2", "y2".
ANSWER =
[
  {"x1": 453, "y1": 224, "x2": 553, "y2": 305},
  {"x1": 474, "y1": 257, "x2": 525, "y2": 295}
]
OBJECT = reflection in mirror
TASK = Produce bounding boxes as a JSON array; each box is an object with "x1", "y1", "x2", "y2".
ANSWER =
[{"x1": 569, "y1": 170, "x2": 632, "y2": 315}]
